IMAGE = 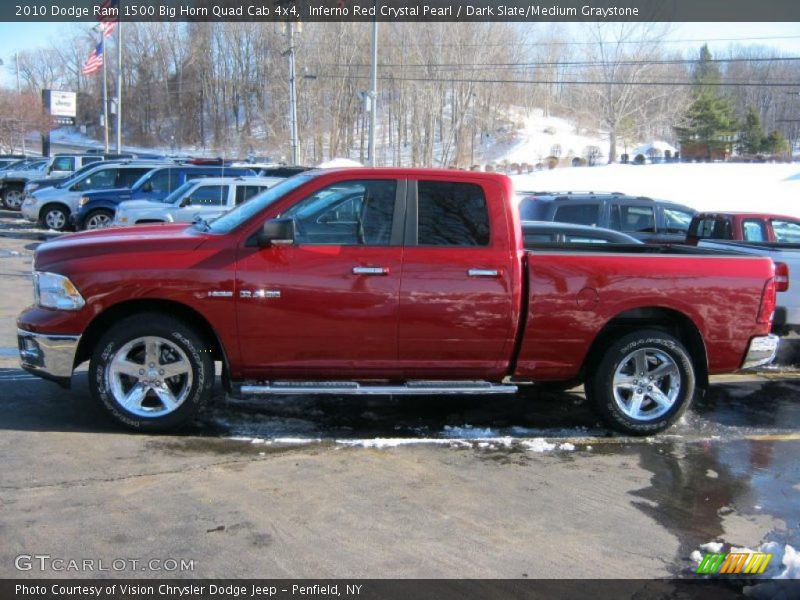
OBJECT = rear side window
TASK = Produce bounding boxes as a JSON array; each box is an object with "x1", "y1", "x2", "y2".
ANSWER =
[
  {"x1": 417, "y1": 181, "x2": 489, "y2": 246},
  {"x1": 554, "y1": 203, "x2": 599, "y2": 227},
  {"x1": 772, "y1": 220, "x2": 800, "y2": 243},
  {"x1": 117, "y1": 168, "x2": 153, "y2": 188},
  {"x1": 518, "y1": 197, "x2": 537, "y2": 221},
  {"x1": 611, "y1": 205, "x2": 655, "y2": 233},
  {"x1": 235, "y1": 185, "x2": 267, "y2": 205},
  {"x1": 147, "y1": 170, "x2": 182, "y2": 193},
  {"x1": 743, "y1": 220, "x2": 767, "y2": 242},
  {"x1": 82, "y1": 156, "x2": 102, "y2": 166},
  {"x1": 663, "y1": 208, "x2": 694, "y2": 234}
]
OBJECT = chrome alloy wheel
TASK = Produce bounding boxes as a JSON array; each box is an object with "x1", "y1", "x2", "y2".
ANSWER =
[
  {"x1": 44, "y1": 209, "x2": 66, "y2": 230},
  {"x1": 106, "y1": 336, "x2": 193, "y2": 418},
  {"x1": 612, "y1": 347, "x2": 681, "y2": 422},
  {"x1": 4, "y1": 189, "x2": 24, "y2": 208},
  {"x1": 85, "y1": 212, "x2": 112, "y2": 229}
]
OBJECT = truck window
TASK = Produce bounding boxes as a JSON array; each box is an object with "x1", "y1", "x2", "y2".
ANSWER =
[
  {"x1": 235, "y1": 186, "x2": 267, "y2": 205},
  {"x1": 743, "y1": 220, "x2": 767, "y2": 242},
  {"x1": 693, "y1": 217, "x2": 730, "y2": 239},
  {"x1": 611, "y1": 205, "x2": 655, "y2": 233},
  {"x1": 82, "y1": 156, "x2": 102, "y2": 166},
  {"x1": 51, "y1": 157, "x2": 75, "y2": 172},
  {"x1": 146, "y1": 170, "x2": 182, "y2": 193},
  {"x1": 554, "y1": 204, "x2": 599, "y2": 227},
  {"x1": 662, "y1": 208, "x2": 693, "y2": 234},
  {"x1": 285, "y1": 180, "x2": 397, "y2": 246},
  {"x1": 417, "y1": 181, "x2": 489, "y2": 246},
  {"x1": 188, "y1": 185, "x2": 227, "y2": 206},
  {"x1": 772, "y1": 220, "x2": 800, "y2": 243}
]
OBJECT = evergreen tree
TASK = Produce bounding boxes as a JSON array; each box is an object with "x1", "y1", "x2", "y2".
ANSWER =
[
  {"x1": 763, "y1": 130, "x2": 790, "y2": 155},
  {"x1": 676, "y1": 46, "x2": 738, "y2": 160},
  {"x1": 739, "y1": 106, "x2": 766, "y2": 155}
]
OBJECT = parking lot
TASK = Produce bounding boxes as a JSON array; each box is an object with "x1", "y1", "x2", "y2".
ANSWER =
[{"x1": 1, "y1": 209, "x2": 798, "y2": 580}]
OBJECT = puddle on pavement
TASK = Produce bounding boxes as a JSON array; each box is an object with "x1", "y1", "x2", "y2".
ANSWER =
[{"x1": 596, "y1": 439, "x2": 800, "y2": 577}]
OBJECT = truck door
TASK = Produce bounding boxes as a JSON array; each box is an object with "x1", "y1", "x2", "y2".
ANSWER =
[
  {"x1": 236, "y1": 178, "x2": 405, "y2": 379},
  {"x1": 398, "y1": 178, "x2": 517, "y2": 379}
]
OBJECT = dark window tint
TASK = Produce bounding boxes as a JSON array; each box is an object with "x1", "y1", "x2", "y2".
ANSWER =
[
  {"x1": 146, "y1": 170, "x2": 182, "y2": 193},
  {"x1": 554, "y1": 203, "x2": 599, "y2": 227},
  {"x1": 82, "y1": 156, "x2": 102, "y2": 165},
  {"x1": 81, "y1": 168, "x2": 117, "y2": 190},
  {"x1": 743, "y1": 220, "x2": 767, "y2": 242},
  {"x1": 235, "y1": 185, "x2": 267, "y2": 205},
  {"x1": 612, "y1": 205, "x2": 655, "y2": 233},
  {"x1": 189, "y1": 185, "x2": 227, "y2": 206},
  {"x1": 283, "y1": 180, "x2": 396, "y2": 246},
  {"x1": 518, "y1": 197, "x2": 537, "y2": 220},
  {"x1": 693, "y1": 218, "x2": 731, "y2": 239},
  {"x1": 117, "y1": 168, "x2": 153, "y2": 188},
  {"x1": 417, "y1": 181, "x2": 489, "y2": 246}
]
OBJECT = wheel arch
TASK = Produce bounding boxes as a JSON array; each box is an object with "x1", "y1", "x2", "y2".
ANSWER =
[
  {"x1": 75, "y1": 298, "x2": 231, "y2": 389},
  {"x1": 39, "y1": 201, "x2": 71, "y2": 220},
  {"x1": 581, "y1": 306, "x2": 709, "y2": 390}
]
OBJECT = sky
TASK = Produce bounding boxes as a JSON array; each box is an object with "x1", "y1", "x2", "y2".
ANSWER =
[{"x1": 0, "y1": 20, "x2": 798, "y2": 87}]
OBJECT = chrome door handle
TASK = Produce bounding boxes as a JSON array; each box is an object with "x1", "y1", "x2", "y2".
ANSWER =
[
  {"x1": 468, "y1": 268, "x2": 500, "y2": 278},
  {"x1": 352, "y1": 266, "x2": 390, "y2": 276}
]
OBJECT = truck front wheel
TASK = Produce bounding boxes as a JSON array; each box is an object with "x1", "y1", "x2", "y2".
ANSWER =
[
  {"x1": 89, "y1": 314, "x2": 214, "y2": 431},
  {"x1": 586, "y1": 330, "x2": 695, "y2": 435},
  {"x1": 2, "y1": 186, "x2": 24, "y2": 210}
]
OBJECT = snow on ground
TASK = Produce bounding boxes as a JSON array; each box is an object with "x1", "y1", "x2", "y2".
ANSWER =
[
  {"x1": 511, "y1": 163, "x2": 800, "y2": 217},
  {"x1": 482, "y1": 109, "x2": 610, "y2": 165}
]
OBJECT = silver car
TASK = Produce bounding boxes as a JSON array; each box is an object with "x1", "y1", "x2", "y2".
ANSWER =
[
  {"x1": 114, "y1": 176, "x2": 283, "y2": 227},
  {"x1": 21, "y1": 162, "x2": 169, "y2": 231}
]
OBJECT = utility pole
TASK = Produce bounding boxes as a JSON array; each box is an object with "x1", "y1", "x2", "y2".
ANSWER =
[
  {"x1": 15, "y1": 52, "x2": 25, "y2": 154},
  {"x1": 101, "y1": 38, "x2": 109, "y2": 152},
  {"x1": 116, "y1": 22, "x2": 122, "y2": 153},
  {"x1": 286, "y1": 22, "x2": 299, "y2": 165},
  {"x1": 367, "y1": 3, "x2": 378, "y2": 167}
]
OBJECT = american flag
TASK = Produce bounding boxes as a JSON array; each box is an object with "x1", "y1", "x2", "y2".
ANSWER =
[
  {"x1": 82, "y1": 41, "x2": 104, "y2": 76},
  {"x1": 97, "y1": 0, "x2": 118, "y2": 38}
]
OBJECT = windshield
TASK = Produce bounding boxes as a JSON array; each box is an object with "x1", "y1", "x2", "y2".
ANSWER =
[
  {"x1": 162, "y1": 180, "x2": 197, "y2": 204},
  {"x1": 206, "y1": 174, "x2": 315, "y2": 234}
]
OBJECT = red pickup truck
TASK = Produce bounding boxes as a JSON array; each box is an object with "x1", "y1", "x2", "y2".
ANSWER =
[
  {"x1": 17, "y1": 169, "x2": 779, "y2": 435},
  {"x1": 687, "y1": 212, "x2": 800, "y2": 244}
]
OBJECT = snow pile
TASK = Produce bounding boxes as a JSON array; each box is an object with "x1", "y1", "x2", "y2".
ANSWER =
[
  {"x1": 337, "y1": 438, "x2": 467, "y2": 449},
  {"x1": 691, "y1": 541, "x2": 800, "y2": 580},
  {"x1": 488, "y1": 109, "x2": 609, "y2": 165},
  {"x1": 521, "y1": 438, "x2": 556, "y2": 453},
  {"x1": 512, "y1": 163, "x2": 800, "y2": 217},
  {"x1": 316, "y1": 158, "x2": 363, "y2": 169}
]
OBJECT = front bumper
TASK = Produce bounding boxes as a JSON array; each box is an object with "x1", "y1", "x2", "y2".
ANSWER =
[
  {"x1": 17, "y1": 328, "x2": 81, "y2": 386},
  {"x1": 20, "y1": 199, "x2": 39, "y2": 221},
  {"x1": 741, "y1": 334, "x2": 780, "y2": 369}
]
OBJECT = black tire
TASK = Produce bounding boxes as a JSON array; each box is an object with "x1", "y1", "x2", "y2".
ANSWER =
[
  {"x1": 585, "y1": 329, "x2": 695, "y2": 436},
  {"x1": 2, "y1": 186, "x2": 25, "y2": 210},
  {"x1": 89, "y1": 313, "x2": 214, "y2": 431},
  {"x1": 40, "y1": 204, "x2": 70, "y2": 231},
  {"x1": 83, "y1": 209, "x2": 114, "y2": 230}
]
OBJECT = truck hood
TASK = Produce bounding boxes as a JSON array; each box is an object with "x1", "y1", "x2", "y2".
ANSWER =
[
  {"x1": 118, "y1": 199, "x2": 172, "y2": 211},
  {"x1": 35, "y1": 224, "x2": 207, "y2": 271}
]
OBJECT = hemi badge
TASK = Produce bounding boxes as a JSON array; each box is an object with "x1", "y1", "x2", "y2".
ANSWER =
[
  {"x1": 207, "y1": 291, "x2": 233, "y2": 298},
  {"x1": 240, "y1": 290, "x2": 281, "y2": 299}
]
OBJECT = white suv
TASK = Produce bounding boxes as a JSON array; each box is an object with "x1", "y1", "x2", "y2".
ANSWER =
[{"x1": 114, "y1": 176, "x2": 283, "y2": 226}]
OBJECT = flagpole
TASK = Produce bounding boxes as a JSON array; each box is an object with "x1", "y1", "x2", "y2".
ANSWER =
[
  {"x1": 116, "y1": 20, "x2": 122, "y2": 153},
  {"x1": 102, "y1": 37, "x2": 109, "y2": 152}
]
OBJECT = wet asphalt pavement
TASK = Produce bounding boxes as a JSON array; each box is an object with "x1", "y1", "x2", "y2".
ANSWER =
[{"x1": 0, "y1": 212, "x2": 799, "y2": 581}]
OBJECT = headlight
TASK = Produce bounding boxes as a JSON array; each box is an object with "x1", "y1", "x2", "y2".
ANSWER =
[
  {"x1": 33, "y1": 272, "x2": 86, "y2": 311},
  {"x1": 78, "y1": 196, "x2": 91, "y2": 207}
]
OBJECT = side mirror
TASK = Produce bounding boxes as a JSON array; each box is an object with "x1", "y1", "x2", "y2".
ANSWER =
[
  {"x1": 179, "y1": 197, "x2": 191, "y2": 207},
  {"x1": 257, "y1": 217, "x2": 295, "y2": 248},
  {"x1": 69, "y1": 183, "x2": 81, "y2": 191},
  {"x1": 141, "y1": 181, "x2": 153, "y2": 193}
]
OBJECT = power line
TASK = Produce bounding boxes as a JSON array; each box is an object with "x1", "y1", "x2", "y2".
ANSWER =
[
  {"x1": 315, "y1": 56, "x2": 800, "y2": 69},
  {"x1": 309, "y1": 74, "x2": 800, "y2": 88},
  {"x1": 299, "y1": 34, "x2": 800, "y2": 49}
]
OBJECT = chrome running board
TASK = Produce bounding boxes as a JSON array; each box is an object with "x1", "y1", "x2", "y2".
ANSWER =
[{"x1": 238, "y1": 380, "x2": 518, "y2": 396}]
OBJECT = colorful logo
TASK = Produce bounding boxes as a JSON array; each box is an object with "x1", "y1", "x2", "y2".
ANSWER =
[{"x1": 696, "y1": 552, "x2": 773, "y2": 575}]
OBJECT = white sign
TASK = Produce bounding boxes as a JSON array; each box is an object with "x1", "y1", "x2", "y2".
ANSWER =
[{"x1": 48, "y1": 91, "x2": 77, "y2": 118}]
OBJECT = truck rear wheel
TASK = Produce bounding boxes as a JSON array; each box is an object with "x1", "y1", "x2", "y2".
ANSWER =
[
  {"x1": 89, "y1": 314, "x2": 214, "y2": 431},
  {"x1": 585, "y1": 330, "x2": 695, "y2": 435}
]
